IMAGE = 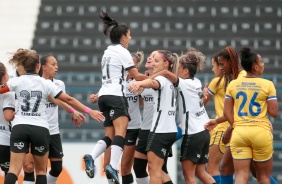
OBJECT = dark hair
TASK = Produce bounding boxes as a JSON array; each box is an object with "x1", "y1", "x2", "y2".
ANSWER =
[
  {"x1": 0, "y1": 62, "x2": 7, "y2": 84},
  {"x1": 158, "y1": 50, "x2": 179, "y2": 74},
  {"x1": 99, "y1": 10, "x2": 129, "y2": 44},
  {"x1": 218, "y1": 46, "x2": 240, "y2": 79},
  {"x1": 179, "y1": 48, "x2": 205, "y2": 79},
  {"x1": 131, "y1": 51, "x2": 144, "y2": 68},
  {"x1": 39, "y1": 55, "x2": 52, "y2": 76},
  {"x1": 9, "y1": 48, "x2": 39, "y2": 73},
  {"x1": 212, "y1": 52, "x2": 231, "y2": 91},
  {"x1": 240, "y1": 47, "x2": 258, "y2": 72}
]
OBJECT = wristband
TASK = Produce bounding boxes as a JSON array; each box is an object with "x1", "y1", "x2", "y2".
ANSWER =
[
  {"x1": 84, "y1": 107, "x2": 91, "y2": 114},
  {"x1": 69, "y1": 107, "x2": 75, "y2": 113}
]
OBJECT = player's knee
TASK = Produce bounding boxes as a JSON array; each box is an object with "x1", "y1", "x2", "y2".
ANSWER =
[
  {"x1": 23, "y1": 163, "x2": 35, "y2": 173},
  {"x1": 49, "y1": 161, "x2": 63, "y2": 177},
  {"x1": 133, "y1": 158, "x2": 148, "y2": 178}
]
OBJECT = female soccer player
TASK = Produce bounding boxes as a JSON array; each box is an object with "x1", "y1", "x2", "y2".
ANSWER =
[
  {"x1": 224, "y1": 47, "x2": 278, "y2": 184},
  {"x1": 39, "y1": 55, "x2": 86, "y2": 184},
  {"x1": 129, "y1": 50, "x2": 178, "y2": 184},
  {"x1": 83, "y1": 10, "x2": 147, "y2": 184},
  {"x1": 146, "y1": 48, "x2": 216, "y2": 184},
  {"x1": 0, "y1": 62, "x2": 15, "y2": 178},
  {"x1": 0, "y1": 48, "x2": 104, "y2": 184}
]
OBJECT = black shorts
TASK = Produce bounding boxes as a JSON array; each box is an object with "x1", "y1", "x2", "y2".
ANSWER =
[
  {"x1": 49, "y1": 134, "x2": 64, "y2": 158},
  {"x1": 135, "y1": 129, "x2": 150, "y2": 154},
  {"x1": 180, "y1": 130, "x2": 210, "y2": 164},
  {"x1": 10, "y1": 124, "x2": 50, "y2": 156},
  {"x1": 98, "y1": 95, "x2": 130, "y2": 127},
  {"x1": 0, "y1": 145, "x2": 10, "y2": 172},
  {"x1": 124, "y1": 129, "x2": 140, "y2": 146},
  {"x1": 146, "y1": 132, "x2": 176, "y2": 159}
]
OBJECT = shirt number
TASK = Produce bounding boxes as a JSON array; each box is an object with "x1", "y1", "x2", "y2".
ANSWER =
[
  {"x1": 20, "y1": 90, "x2": 42, "y2": 112},
  {"x1": 236, "y1": 91, "x2": 261, "y2": 117}
]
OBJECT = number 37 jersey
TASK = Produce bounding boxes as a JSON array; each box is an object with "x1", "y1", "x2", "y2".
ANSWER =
[
  {"x1": 7, "y1": 74, "x2": 62, "y2": 129},
  {"x1": 226, "y1": 77, "x2": 277, "y2": 128}
]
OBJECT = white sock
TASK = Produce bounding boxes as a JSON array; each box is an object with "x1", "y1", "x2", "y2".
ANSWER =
[
  {"x1": 47, "y1": 173, "x2": 58, "y2": 184},
  {"x1": 91, "y1": 139, "x2": 107, "y2": 159},
  {"x1": 136, "y1": 176, "x2": 150, "y2": 184},
  {"x1": 22, "y1": 181, "x2": 35, "y2": 184},
  {"x1": 107, "y1": 179, "x2": 115, "y2": 184},
  {"x1": 109, "y1": 145, "x2": 123, "y2": 170}
]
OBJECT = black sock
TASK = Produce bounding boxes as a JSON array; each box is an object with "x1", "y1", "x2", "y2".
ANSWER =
[
  {"x1": 4, "y1": 173, "x2": 17, "y2": 184},
  {"x1": 36, "y1": 175, "x2": 47, "y2": 184},
  {"x1": 24, "y1": 171, "x2": 35, "y2": 181},
  {"x1": 164, "y1": 181, "x2": 173, "y2": 184},
  {"x1": 122, "y1": 174, "x2": 134, "y2": 184}
]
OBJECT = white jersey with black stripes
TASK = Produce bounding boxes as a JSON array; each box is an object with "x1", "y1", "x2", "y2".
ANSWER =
[
  {"x1": 46, "y1": 78, "x2": 65, "y2": 135},
  {"x1": 125, "y1": 78, "x2": 142, "y2": 129},
  {"x1": 98, "y1": 44, "x2": 135, "y2": 97},
  {"x1": 7, "y1": 74, "x2": 62, "y2": 129},
  {"x1": 140, "y1": 88, "x2": 154, "y2": 130},
  {"x1": 151, "y1": 76, "x2": 177, "y2": 133},
  {"x1": 176, "y1": 77, "x2": 209, "y2": 135},
  {"x1": 0, "y1": 92, "x2": 15, "y2": 146}
]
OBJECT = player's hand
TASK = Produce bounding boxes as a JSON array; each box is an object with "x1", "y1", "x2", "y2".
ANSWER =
[
  {"x1": 222, "y1": 126, "x2": 233, "y2": 144},
  {"x1": 204, "y1": 119, "x2": 217, "y2": 131},
  {"x1": 89, "y1": 110, "x2": 105, "y2": 122},
  {"x1": 71, "y1": 111, "x2": 86, "y2": 128},
  {"x1": 128, "y1": 81, "x2": 142, "y2": 94},
  {"x1": 89, "y1": 93, "x2": 99, "y2": 103}
]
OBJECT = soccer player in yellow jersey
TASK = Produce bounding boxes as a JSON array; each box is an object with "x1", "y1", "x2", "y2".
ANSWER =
[
  {"x1": 224, "y1": 47, "x2": 278, "y2": 184},
  {"x1": 204, "y1": 46, "x2": 245, "y2": 184}
]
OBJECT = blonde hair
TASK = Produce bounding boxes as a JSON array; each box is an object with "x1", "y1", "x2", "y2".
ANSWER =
[
  {"x1": 9, "y1": 48, "x2": 39, "y2": 73},
  {"x1": 158, "y1": 50, "x2": 179, "y2": 74},
  {"x1": 179, "y1": 48, "x2": 206, "y2": 78},
  {"x1": 131, "y1": 51, "x2": 144, "y2": 68}
]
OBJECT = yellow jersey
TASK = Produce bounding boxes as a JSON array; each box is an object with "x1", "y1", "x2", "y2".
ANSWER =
[
  {"x1": 208, "y1": 70, "x2": 246, "y2": 131},
  {"x1": 226, "y1": 77, "x2": 276, "y2": 130}
]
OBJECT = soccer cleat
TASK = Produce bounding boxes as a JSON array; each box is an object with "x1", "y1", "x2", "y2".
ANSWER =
[
  {"x1": 104, "y1": 164, "x2": 119, "y2": 184},
  {"x1": 83, "y1": 154, "x2": 95, "y2": 178}
]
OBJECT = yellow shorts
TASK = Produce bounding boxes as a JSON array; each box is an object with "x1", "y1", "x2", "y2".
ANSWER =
[
  {"x1": 209, "y1": 130, "x2": 226, "y2": 153},
  {"x1": 230, "y1": 126, "x2": 273, "y2": 161}
]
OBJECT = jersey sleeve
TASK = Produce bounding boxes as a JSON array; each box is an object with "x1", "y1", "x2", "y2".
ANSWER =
[
  {"x1": 225, "y1": 81, "x2": 234, "y2": 99},
  {"x1": 46, "y1": 80, "x2": 63, "y2": 98},
  {"x1": 176, "y1": 78, "x2": 186, "y2": 91},
  {"x1": 208, "y1": 77, "x2": 219, "y2": 96},
  {"x1": 6, "y1": 78, "x2": 17, "y2": 92},
  {"x1": 3, "y1": 92, "x2": 15, "y2": 111},
  {"x1": 121, "y1": 50, "x2": 135, "y2": 71},
  {"x1": 266, "y1": 81, "x2": 277, "y2": 101},
  {"x1": 154, "y1": 76, "x2": 167, "y2": 89}
]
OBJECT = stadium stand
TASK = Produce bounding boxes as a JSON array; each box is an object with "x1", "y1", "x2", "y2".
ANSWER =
[{"x1": 30, "y1": 0, "x2": 282, "y2": 183}]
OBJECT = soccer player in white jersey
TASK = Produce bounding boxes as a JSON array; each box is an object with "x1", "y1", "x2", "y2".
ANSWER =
[
  {"x1": 129, "y1": 50, "x2": 179, "y2": 184},
  {"x1": 0, "y1": 62, "x2": 15, "y2": 178},
  {"x1": 150, "y1": 48, "x2": 216, "y2": 184},
  {"x1": 82, "y1": 11, "x2": 147, "y2": 184},
  {"x1": 121, "y1": 51, "x2": 145, "y2": 184},
  {"x1": 133, "y1": 51, "x2": 157, "y2": 184},
  {"x1": 39, "y1": 55, "x2": 86, "y2": 184},
  {"x1": 0, "y1": 49, "x2": 104, "y2": 184}
]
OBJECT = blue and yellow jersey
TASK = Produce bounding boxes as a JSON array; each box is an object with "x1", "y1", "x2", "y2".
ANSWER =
[
  {"x1": 208, "y1": 77, "x2": 229, "y2": 131},
  {"x1": 226, "y1": 77, "x2": 277, "y2": 130}
]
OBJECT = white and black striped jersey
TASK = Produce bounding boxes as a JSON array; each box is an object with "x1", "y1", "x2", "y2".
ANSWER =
[
  {"x1": 151, "y1": 76, "x2": 177, "y2": 133},
  {"x1": 0, "y1": 92, "x2": 15, "y2": 146},
  {"x1": 46, "y1": 78, "x2": 66, "y2": 135},
  {"x1": 125, "y1": 78, "x2": 142, "y2": 129},
  {"x1": 140, "y1": 88, "x2": 154, "y2": 130},
  {"x1": 7, "y1": 74, "x2": 62, "y2": 129},
  {"x1": 176, "y1": 77, "x2": 209, "y2": 135},
  {"x1": 98, "y1": 44, "x2": 135, "y2": 97}
]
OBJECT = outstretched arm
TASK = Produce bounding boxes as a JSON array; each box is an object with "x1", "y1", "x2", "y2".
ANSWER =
[{"x1": 150, "y1": 70, "x2": 178, "y2": 85}]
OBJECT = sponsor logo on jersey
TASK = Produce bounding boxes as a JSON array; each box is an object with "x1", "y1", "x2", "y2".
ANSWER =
[
  {"x1": 195, "y1": 109, "x2": 206, "y2": 117},
  {"x1": 14, "y1": 142, "x2": 24, "y2": 150},
  {"x1": 46, "y1": 102, "x2": 57, "y2": 108},
  {"x1": 35, "y1": 146, "x2": 45, "y2": 153},
  {"x1": 236, "y1": 149, "x2": 243, "y2": 153},
  {"x1": 168, "y1": 110, "x2": 176, "y2": 116},
  {"x1": 0, "y1": 126, "x2": 7, "y2": 130},
  {"x1": 126, "y1": 95, "x2": 138, "y2": 103},
  {"x1": 143, "y1": 96, "x2": 153, "y2": 102}
]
